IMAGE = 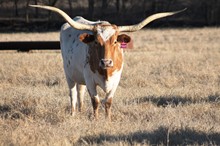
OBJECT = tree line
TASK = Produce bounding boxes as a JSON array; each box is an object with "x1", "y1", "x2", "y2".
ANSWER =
[{"x1": 0, "y1": 0, "x2": 220, "y2": 30}]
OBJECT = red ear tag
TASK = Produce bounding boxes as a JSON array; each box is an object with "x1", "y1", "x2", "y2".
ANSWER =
[{"x1": 121, "y1": 42, "x2": 127, "y2": 49}]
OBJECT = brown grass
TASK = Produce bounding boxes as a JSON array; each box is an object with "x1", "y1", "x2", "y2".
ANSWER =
[{"x1": 0, "y1": 28, "x2": 220, "y2": 145}]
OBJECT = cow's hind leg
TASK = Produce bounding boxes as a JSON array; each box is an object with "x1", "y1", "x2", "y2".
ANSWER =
[
  {"x1": 90, "y1": 95, "x2": 100, "y2": 119},
  {"x1": 77, "y1": 84, "x2": 86, "y2": 112},
  {"x1": 69, "y1": 84, "x2": 77, "y2": 115}
]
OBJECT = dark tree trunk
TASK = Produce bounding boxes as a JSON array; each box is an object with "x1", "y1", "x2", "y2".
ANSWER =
[
  {"x1": 116, "y1": 0, "x2": 120, "y2": 13},
  {"x1": 48, "y1": 0, "x2": 58, "y2": 20},
  {"x1": 88, "y1": 0, "x2": 94, "y2": 18},
  {"x1": 102, "y1": 0, "x2": 108, "y2": 17},
  {"x1": 25, "y1": 0, "x2": 30, "y2": 23},
  {"x1": 68, "y1": 0, "x2": 73, "y2": 17},
  {"x1": 34, "y1": 0, "x2": 38, "y2": 17},
  {"x1": 14, "y1": 0, "x2": 19, "y2": 16}
]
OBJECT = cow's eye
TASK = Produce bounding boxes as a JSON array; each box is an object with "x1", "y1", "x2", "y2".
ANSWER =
[
  {"x1": 94, "y1": 41, "x2": 98, "y2": 45},
  {"x1": 114, "y1": 40, "x2": 117, "y2": 44}
]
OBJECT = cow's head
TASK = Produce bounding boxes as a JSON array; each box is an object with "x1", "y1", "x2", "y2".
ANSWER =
[
  {"x1": 78, "y1": 24, "x2": 130, "y2": 79},
  {"x1": 29, "y1": 5, "x2": 186, "y2": 79}
]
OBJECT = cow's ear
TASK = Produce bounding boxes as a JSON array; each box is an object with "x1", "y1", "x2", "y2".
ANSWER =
[
  {"x1": 117, "y1": 34, "x2": 131, "y2": 43},
  {"x1": 79, "y1": 33, "x2": 95, "y2": 43}
]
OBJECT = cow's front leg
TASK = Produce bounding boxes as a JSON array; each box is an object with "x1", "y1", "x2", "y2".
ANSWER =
[
  {"x1": 91, "y1": 95, "x2": 100, "y2": 119},
  {"x1": 87, "y1": 84, "x2": 100, "y2": 119},
  {"x1": 103, "y1": 90, "x2": 116, "y2": 120},
  {"x1": 104, "y1": 97, "x2": 112, "y2": 120}
]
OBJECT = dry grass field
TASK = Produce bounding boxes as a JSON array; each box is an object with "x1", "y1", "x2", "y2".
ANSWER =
[{"x1": 0, "y1": 28, "x2": 220, "y2": 145}]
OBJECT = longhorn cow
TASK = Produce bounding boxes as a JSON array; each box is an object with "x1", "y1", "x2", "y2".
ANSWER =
[{"x1": 30, "y1": 5, "x2": 185, "y2": 120}]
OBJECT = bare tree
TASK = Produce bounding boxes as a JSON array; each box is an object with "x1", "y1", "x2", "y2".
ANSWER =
[
  {"x1": 48, "y1": 0, "x2": 58, "y2": 20},
  {"x1": 14, "y1": 0, "x2": 19, "y2": 16},
  {"x1": 49, "y1": 0, "x2": 58, "y2": 6},
  {"x1": 102, "y1": 0, "x2": 108, "y2": 17},
  {"x1": 116, "y1": 0, "x2": 120, "y2": 14},
  {"x1": 25, "y1": 0, "x2": 30, "y2": 23},
  {"x1": 88, "y1": 0, "x2": 94, "y2": 18},
  {"x1": 68, "y1": 0, "x2": 73, "y2": 16},
  {"x1": 34, "y1": 0, "x2": 38, "y2": 17}
]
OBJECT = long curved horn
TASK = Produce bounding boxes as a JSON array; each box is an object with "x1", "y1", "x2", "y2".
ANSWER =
[
  {"x1": 118, "y1": 8, "x2": 186, "y2": 32},
  {"x1": 29, "y1": 5, "x2": 94, "y2": 31}
]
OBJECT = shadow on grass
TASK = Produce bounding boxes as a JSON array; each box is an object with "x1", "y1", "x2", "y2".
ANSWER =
[
  {"x1": 126, "y1": 94, "x2": 220, "y2": 107},
  {"x1": 0, "y1": 104, "x2": 33, "y2": 120},
  {"x1": 0, "y1": 103, "x2": 63, "y2": 125},
  {"x1": 78, "y1": 126, "x2": 220, "y2": 145}
]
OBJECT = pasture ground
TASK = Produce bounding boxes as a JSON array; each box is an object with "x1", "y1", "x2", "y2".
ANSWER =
[{"x1": 0, "y1": 28, "x2": 220, "y2": 145}]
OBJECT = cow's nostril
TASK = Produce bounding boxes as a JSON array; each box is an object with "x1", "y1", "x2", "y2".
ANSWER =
[
  {"x1": 100, "y1": 59, "x2": 113, "y2": 68},
  {"x1": 101, "y1": 60, "x2": 105, "y2": 65}
]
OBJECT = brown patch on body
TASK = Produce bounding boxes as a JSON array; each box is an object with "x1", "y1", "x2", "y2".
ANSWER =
[{"x1": 79, "y1": 33, "x2": 95, "y2": 43}]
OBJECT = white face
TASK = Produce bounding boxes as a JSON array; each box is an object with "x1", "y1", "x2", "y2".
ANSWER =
[{"x1": 96, "y1": 25, "x2": 116, "y2": 42}]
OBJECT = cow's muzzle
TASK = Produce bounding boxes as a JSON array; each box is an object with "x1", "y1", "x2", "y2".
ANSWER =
[{"x1": 100, "y1": 59, "x2": 113, "y2": 69}]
